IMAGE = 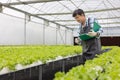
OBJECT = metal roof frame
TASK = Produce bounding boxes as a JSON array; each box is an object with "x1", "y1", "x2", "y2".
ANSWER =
[
  {"x1": 65, "y1": 22, "x2": 120, "y2": 26},
  {"x1": 0, "y1": 0, "x2": 120, "y2": 28},
  {"x1": 0, "y1": 2, "x2": 71, "y2": 30},
  {"x1": 52, "y1": 17, "x2": 120, "y2": 22},
  {"x1": 2, "y1": 0, "x2": 63, "y2": 5},
  {"x1": 34, "y1": 7, "x2": 120, "y2": 15}
]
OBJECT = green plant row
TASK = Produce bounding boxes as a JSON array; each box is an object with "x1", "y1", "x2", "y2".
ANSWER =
[
  {"x1": 54, "y1": 46, "x2": 120, "y2": 80},
  {"x1": 0, "y1": 45, "x2": 82, "y2": 70}
]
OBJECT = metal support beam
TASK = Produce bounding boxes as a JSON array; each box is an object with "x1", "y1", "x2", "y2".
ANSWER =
[
  {"x1": 44, "y1": 20, "x2": 49, "y2": 27},
  {"x1": 65, "y1": 29, "x2": 67, "y2": 45},
  {"x1": 56, "y1": 24, "x2": 60, "y2": 45},
  {"x1": 43, "y1": 20, "x2": 47, "y2": 45},
  {"x1": 52, "y1": 17, "x2": 120, "y2": 22},
  {"x1": 102, "y1": 26, "x2": 120, "y2": 28},
  {"x1": 26, "y1": 15, "x2": 31, "y2": 21},
  {"x1": 1, "y1": 0, "x2": 63, "y2": 5},
  {"x1": 34, "y1": 7, "x2": 120, "y2": 15},
  {"x1": 100, "y1": 22, "x2": 120, "y2": 25},
  {"x1": 54, "y1": 20, "x2": 74, "y2": 22},
  {"x1": 65, "y1": 24, "x2": 79, "y2": 26},
  {"x1": 65, "y1": 22, "x2": 120, "y2": 26},
  {"x1": 35, "y1": 12, "x2": 70, "y2": 16},
  {"x1": 97, "y1": 17, "x2": 120, "y2": 20},
  {"x1": 0, "y1": 3, "x2": 71, "y2": 30},
  {"x1": 72, "y1": 26, "x2": 120, "y2": 29},
  {"x1": 71, "y1": 30, "x2": 74, "y2": 45},
  {"x1": 24, "y1": 14, "x2": 27, "y2": 45},
  {"x1": 0, "y1": 4, "x2": 3, "y2": 12}
]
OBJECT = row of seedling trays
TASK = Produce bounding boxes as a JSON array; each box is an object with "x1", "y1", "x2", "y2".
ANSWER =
[{"x1": 0, "y1": 54, "x2": 83, "y2": 80}]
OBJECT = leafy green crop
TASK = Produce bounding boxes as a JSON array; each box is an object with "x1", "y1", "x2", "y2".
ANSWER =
[
  {"x1": 0, "y1": 45, "x2": 82, "y2": 71},
  {"x1": 54, "y1": 46, "x2": 120, "y2": 80}
]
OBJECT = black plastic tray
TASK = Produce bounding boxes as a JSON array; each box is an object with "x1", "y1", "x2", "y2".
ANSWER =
[{"x1": 0, "y1": 54, "x2": 82, "y2": 80}]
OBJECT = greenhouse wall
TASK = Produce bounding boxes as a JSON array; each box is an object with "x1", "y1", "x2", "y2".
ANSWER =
[
  {"x1": 102, "y1": 27, "x2": 120, "y2": 36},
  {"x1": 0, "y1": 13, "x2": 73, "y2": 45},
  {"x1": 73, "y1": 27, "x2": 120, "y2": 37}
]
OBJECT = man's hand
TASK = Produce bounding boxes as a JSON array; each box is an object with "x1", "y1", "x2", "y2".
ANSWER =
[
  {"x1": 88, "y1": 31, "x2": 98, "y2": 37},
  {"x1": 75, "y1": 38, "x2": 80, "y2": 44}
]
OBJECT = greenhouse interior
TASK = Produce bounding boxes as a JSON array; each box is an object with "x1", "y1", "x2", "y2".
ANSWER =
[{"x1": 0, "y1": 0, "x2": 120, "y2": 80}]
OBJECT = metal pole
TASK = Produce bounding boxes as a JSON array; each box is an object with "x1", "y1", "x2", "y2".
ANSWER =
[
  {"x1": 39, "y1": 66, "x2": 42, "y2": 80},
  {"x1": 24, "y1": 14, "x2": 27, "y2": 45},
  {"x1": 0, "y1": 4, "x2": 3, "y2": 12},
  {"x1": 65, "y1": 29, "x2": 67, "y2": 45},
  {"x1": 43, "y1": 20, "x2": 49, "y2": 45},
  {"x1": 56, "y1": 24, "x2": 60, "y2": 45},
  {"x1": 71, "y1": 30, "x2": 74, "y2": 45},
  {"x1": 56, "y1": 27, "x2": 57, "y2": 45},
  {"x1": 43, "y1": 24, "x2": 45, "y2": 45}
]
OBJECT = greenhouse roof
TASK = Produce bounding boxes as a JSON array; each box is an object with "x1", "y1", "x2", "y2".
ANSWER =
[{"x1": 0, "y1": 0, "x2": 120, "y2": 28}]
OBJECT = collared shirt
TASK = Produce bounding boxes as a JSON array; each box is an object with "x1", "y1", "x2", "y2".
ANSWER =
[{"x1": 79, "y1": 17, "x2": 103, "y2": 35}]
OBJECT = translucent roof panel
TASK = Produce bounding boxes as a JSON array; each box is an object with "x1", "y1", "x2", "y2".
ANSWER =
[{"x1": 0, "y1": 0, "x2": 120, "y2": 28}]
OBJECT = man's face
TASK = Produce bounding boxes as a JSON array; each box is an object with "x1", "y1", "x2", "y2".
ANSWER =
[{"x1": 74, "y1": 14, "x2": 85, "y2": 23}]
